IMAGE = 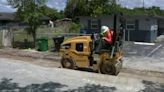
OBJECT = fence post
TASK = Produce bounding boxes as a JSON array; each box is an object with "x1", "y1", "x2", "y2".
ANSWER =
[
  {"x1": 2, "y1": 28, "x2": 13, "y2": 48},
  {"x1": 128, "y1": 30, "x2": 130, "y2": 41}
]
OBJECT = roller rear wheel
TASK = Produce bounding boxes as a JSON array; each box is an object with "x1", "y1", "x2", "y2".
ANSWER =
[{"x1": 100, "y1": 60, "x2": 122, "y2": 75}]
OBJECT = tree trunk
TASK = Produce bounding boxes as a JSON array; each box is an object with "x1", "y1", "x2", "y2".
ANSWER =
[
  {"x1": 32, "y1": 32, "x2": 36, "y2": 47},
  {"x1": 32, "y1": 29, "x2": 36, "y2": 47},
  {"x1": 31, "y1": 25, "x2": 37, "y2": 48}
]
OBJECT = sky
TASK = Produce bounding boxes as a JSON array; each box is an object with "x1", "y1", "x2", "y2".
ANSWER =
[{"x1": 0, "y1": 0, "x2": 164, "y2": 12}]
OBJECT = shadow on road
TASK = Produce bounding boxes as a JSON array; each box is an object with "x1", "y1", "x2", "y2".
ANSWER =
[
  {"x1": 0, "y1": 78, "x2": 67, "y2": 92},
  {"x1": 67, "y1": 84, "x2": 116, "y2": 92},
  {"x1": 0, "y1": 78, "x2": 117, "y2": 92},
  {"x1": 139, "y1": 80, "x2": 164, "y2": 92},
  {"x1": 77, "y1": 68, "x2": 97, "y2": 73}
]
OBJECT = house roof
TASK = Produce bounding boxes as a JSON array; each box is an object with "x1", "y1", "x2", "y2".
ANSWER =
[
  {"x1": 0, "y1": 12, "x2": 16, "y2": 21},
  {"x1": 77, "y1": 14, "x2": 164, "y2": 20},
  {"x1": 0, "y1": 12, "x2": 50, "y2": 21},
  {"x1": 55, "y1": 18, "x2": 72, "y2": 22}
]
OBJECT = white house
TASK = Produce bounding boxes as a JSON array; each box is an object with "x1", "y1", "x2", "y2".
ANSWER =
[{"x1": 77, "y1": 15, "x2": 164, "y2": 42}]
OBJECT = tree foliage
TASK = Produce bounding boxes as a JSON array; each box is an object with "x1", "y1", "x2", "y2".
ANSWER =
[
  {"x1": 7, "y1": 0, "x2": 47, "y2": 46},
  {"x1": 41, "y1": 6, "x2": 65, "y2": 20},
  {"x1": 64, "y1": 0, "x2": 115, "y2": 18},
  {"x1": 117, "y1": 6, "x2": 164, "y2": 16},
  {"x1": 68, "y1": 23, "x2": 81, "y2": 33},
  {"x1": 64, "y1": 0, "x2": 164, "y2": 18}
]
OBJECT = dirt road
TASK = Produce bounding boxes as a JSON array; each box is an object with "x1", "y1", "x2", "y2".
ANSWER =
[
  {"x1": 0, "y1": 42, "x2": 164, "y2": 92},
  {"x1": 0, "y1": 51, "x2": 164, "y2": 83},
  {"x1": 0, "y1": 57, "x2": 164, "y2": 92}
]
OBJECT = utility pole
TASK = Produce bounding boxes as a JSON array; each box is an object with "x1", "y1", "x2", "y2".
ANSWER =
[
  {"x1": 143, "y1": 0, "x2": 145, "y2": 8},
  {"x1": 113, "y1": 0, "x2": 117, "y2": 33},
  {"x1": 142, "y1": 0, "x2": 146, "y2": 12}
]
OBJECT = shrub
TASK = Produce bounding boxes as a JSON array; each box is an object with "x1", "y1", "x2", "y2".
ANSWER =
[{"x1": 68, "y1": 23, "x2": 81, "y2": 33}]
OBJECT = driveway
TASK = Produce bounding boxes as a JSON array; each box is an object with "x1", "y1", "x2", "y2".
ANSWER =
[{"x1": 124, "y1": 42, "x2": 164, "y2": 57}]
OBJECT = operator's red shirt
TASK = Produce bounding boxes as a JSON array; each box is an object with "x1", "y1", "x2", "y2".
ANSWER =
[{"x1": 103, "y1": 28, "x2": 113, "y2": 44}]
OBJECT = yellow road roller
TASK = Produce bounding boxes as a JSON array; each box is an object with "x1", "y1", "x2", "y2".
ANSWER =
[{"x1": 60, "y1": 13, "x2": 125, "y2": 75}]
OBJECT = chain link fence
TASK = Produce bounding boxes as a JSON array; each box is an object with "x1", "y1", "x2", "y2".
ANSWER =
[
  {"x1": 13, "y1": 32, "x2": 34, "y2": 49},
  {"x1": 13, "y1": 32, "x2": 91, "y2": 50},
  {"x1": 0, "y1": 26, "x2": 90, "y2": 49}
]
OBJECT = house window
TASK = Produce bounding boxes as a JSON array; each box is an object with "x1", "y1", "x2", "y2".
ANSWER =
[
  {"x1": 126, "y1": 20, "x2": 135, "y2": 31},
  {"x1": 76, "y1": 43, "x2": 83, "y2": 52},
  {"x1": 91, "y1": 19, "x2": 99, "y2": 29}
]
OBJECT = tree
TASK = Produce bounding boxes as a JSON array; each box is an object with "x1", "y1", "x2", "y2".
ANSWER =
[
  {"x1": 65, "y1": 0, "x2": 164, "y2": 17},
  {"x1": 146, "y1": 6, "x2": 164, "y2": 16},
  {"x1": 59, "y1": 10, "x2": 65, "y2": 19},
  {"x1": 7, "y1": 0, "x2": 47, "y2": 46},
  {"x1": 120, "y1": 6, "x2": 164, "y2": 16},
  {"x1": 41, "y1": 6, "x2": 65, "y2": 20},
  {"x1": 64, "y1": 0, "x2": 114, "y2": 18}
]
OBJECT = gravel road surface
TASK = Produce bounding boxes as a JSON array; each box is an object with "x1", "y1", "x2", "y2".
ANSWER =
[
  {"x1": 0, "y1": 58, "x2": 164, "y2": 92},
  {"x1": 0, "y1": 40, "x2": 164, "y2": 92}
]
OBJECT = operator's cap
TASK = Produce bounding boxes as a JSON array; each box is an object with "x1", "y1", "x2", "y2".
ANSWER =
[{"x1": 101, "y1": 26, "x2": 108, "y2": 35}]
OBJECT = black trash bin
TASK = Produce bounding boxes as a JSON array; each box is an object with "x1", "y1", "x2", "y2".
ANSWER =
[{"x1": 53, "y1": 36, "x2": 64, "y2": 52}]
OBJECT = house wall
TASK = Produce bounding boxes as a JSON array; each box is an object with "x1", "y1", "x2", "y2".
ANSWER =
[
  {"x1": 79, "y1": 15, "x2": 158, "y2": 42},
  {"x1": 124, "y1": 16, "x2": 158, "y2": 42},
  {"x1": 79, "y1": 16, "x2": 158, "y2": 31},
  {"x1": 125, "y1": 16, "x2": 157, "y2": 30},
  {"x1": 79, "y1": 17, "x2": 101, "y2": 33},
  {"x1": 79, "y1": 16, "x2": 120, "y2": 33},
  {"x1": 139, "y1": 17, "x2": 157, "y2": 30},
  {"x1": 79, "y1": 17, "x2": 89, "y2": 29},
  {"x1": 100, "y1": 16, "x2": 114, "y2": 28}
]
